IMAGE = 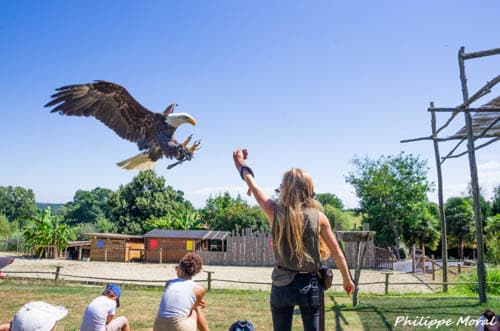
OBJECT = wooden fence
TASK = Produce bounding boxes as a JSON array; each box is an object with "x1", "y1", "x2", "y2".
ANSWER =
[
  {"x1": 197, "y1": 229, "x2": 275, "y2": 266},
  {"x1": 374, "y1": 247, "x2": 397, "y2": 270},
  {"x1": 3, "y1": 267, "x2": 498, "y2": 294},
  {"x1": 196, "y1": 229, "x2": 377, "y2": 267}
]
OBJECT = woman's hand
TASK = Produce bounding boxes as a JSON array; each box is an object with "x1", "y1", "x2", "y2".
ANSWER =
[
  {"x1": 233, "y1": 148, "x2": 248, "y2": 171},
  {"x1": 343, "y1": 278, "x2": 355, "y2": 295}
]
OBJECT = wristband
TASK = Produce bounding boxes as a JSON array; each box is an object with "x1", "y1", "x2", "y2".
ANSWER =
[{"x1": 239, "y1": 165, "x2": 255, "y2": 180}]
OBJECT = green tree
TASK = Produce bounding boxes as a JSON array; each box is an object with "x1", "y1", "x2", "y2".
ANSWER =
[
  {"x1": 23, "y1": 208, "x2": 74, "y2": 258},
  {"x1": 200, "y1": 193, "x2": 269, "y2": 233},
  {"x1": 445, "y1": 197, "x2": 475, "y2": 260},
  {"x1": 466, "y1": 184, "x2": 492, "y2": 223},
  {"x1": 316, "y1": 193, "x2": 344, "y2": 210},
  {"x1": 72, "y1": 215, "x2": 117, "y2": 241},
  {"x1": 492, "y1": 185, "x2": 500, "y2": 216},
  {"x1": 63, "y1": 187, "x2": 113, "y2": 225},
  {"x1": 108, "y1": 170, "x2": 192, "y2": 234},
  {"x1": 323, "y1": 205, "x2": 352, "y2": 230},
  {"x1": 485, "y1": 214, "x2": 500, "y2": 264},
  {"x1": 0, "y1": 214, "x2": 11, "y2": 238},
  {"x1": 346, "y1": 152, "x2": 432, "y2": 250},
  {"x1": 0, "y1": 186, "x2": 37, "y2": 224},
  {"x1": 400, "y1": 202, "x2": 440, "y2": 252}
]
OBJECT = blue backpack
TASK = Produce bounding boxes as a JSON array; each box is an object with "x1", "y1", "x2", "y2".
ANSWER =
[{"x1": 228, "y1": 320, "x2": 254, "y2": 331}]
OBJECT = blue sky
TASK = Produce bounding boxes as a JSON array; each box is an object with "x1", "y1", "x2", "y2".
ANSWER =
[{"x1": 0, "y1": 1, "x2": 499, "y2": 208}]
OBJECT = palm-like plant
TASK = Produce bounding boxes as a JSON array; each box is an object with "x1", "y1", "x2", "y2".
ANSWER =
[
  {"x1": 485, "y1": 214, "x2": 500, "y2": 264},
  {"x1": 23, "y1": 208, "x2": 73, "y2": 258},
  {"x1": 145, "y1": 208, "x2": 201, "y2": 231}
]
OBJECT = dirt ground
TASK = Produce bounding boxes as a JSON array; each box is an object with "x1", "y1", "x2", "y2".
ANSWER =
[{"x1": 0, "y1": 252, "x2": 437, "y2": 294}]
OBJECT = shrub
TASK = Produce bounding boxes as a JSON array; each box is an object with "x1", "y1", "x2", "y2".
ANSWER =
[{"x1": 451, "y1": 267, "x2": 500, "y2": 296}]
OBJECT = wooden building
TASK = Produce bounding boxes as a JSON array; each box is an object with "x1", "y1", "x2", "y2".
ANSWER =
[
  {"x1": 143, "y1": 229, "x2": 230, "y2": 263},
  {"x1": 65, "y1": 240, "x2": 91, "y2": 261},
  {"x1": 84, "y1": 233, "x2": 144, "y2": 262}
]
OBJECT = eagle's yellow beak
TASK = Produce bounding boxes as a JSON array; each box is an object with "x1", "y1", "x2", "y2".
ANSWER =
[{"x1": 188, "y1": 118, "x2": 196, "y2": 126}]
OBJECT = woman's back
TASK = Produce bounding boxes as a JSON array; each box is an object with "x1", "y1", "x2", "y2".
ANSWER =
[
  {"x1": 157, "y1": 278, "x2": 197, "y2": 318},
  {"x1": 272, "y1": 206, "x2": 321, "y2": 273}
]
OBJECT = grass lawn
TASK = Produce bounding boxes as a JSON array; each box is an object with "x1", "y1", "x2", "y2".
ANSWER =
[{"x1": 0, "y1": 280, "x2": 498, "y2": 330}]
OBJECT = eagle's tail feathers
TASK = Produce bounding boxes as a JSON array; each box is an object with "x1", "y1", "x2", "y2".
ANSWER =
[{"x1": 116, "y1": 152, "x2": 157, "y2": 170}]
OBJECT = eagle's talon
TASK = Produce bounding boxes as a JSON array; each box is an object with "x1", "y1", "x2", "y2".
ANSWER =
[
  {"x1": 188, "y1": 140, "x2": 201, "y2": 154},
  {"x1": 181, "y1": 135, "x2": 193, "y2": 148}
]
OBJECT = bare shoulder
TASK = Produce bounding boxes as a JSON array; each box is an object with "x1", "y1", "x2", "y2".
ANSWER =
[
  {"x1": 194, "y1": 284, "x2": 206, "y2": 296},
  {"x1": 318, "y1": 211, "x2": 330, "y2": 226}
]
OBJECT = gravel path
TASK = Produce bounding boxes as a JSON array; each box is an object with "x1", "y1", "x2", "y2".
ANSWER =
[{"x1": 0, "y1": 253, "x2": 436, "y2": 294}]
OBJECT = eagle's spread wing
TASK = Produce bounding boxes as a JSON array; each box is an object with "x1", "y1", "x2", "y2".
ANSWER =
[{"x1": 45, "y1": 80, "x2": 164, "y2": 144}]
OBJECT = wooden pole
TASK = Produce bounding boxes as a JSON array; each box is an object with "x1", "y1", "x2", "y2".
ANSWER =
[
  {"x1": 431, "y1": 104, "x2": 449, "y2": 291},
  {"x1": 352, "y1": 240, "x2": 368, "y2": 306},
  {"x1": 412, "y1": 245, "x2": 416, "y2": 274},
  {"x1": 205, "y1": 271, "x2": 213, "y2": 291},
  {"x1": 382, "y1": 272, "x2": 392, "y2": 295},
  {"x1": 160, "y1": 248, "x2": 162, "y2": 264},
  {"x1": 458, "y1": 46, "x2": 487, "y2": 303},
  {"x1": 55, "y1": 266, "x2": 62, "y2": 283},
  {"x1": 431, "y1": 254, "x2": 435, "y2": 281}
]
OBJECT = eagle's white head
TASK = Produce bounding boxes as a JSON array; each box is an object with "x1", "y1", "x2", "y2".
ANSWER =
[{"x1": 165, "y1": 112, "x2": 196, "y2": 128}]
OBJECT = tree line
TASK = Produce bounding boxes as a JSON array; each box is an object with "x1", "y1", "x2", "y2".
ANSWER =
[
  {"x1": 346, "y1": 152, "x2": 500, "y2": 263},
  {"x1": 1, "y1": 154, "x2": 499, "y2": 263}
]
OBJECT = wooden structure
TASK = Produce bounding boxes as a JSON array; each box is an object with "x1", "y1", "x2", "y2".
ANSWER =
[
  {"x1": 84, "y1": 233, "x2": 144, "y2": 262},
  {"x1": 65, "y1": 240, "x2": 91, "y2": 261},
  {"x1": 197, "y1": 229, "x2": 275, "y2": 266},
  {"x1": 336, "y1": 230, "x2": 375, "y2": 306},
  {"x1": 336, "y1": 231, "x2": 376, "y2": 269},
  {"x1": 402, "y1": 46, "x2": 500, "y2": 303},
  {"x1": 374, "y1": 246, "x2": 397, "y2": 270},
  {"x1": 143, "y1": 229, "x2": 230, "y2": 263},
  {"x1": 197, "y1": 229, "x2": 377, "y2": 268}
]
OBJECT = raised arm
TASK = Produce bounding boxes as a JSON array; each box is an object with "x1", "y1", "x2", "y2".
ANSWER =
[
  {"x1": 233, "y1": 149, "x2": 276, "y2": 223},
  {"x1": 318, "y1": 212, "x2": 354, "y2": 295}
]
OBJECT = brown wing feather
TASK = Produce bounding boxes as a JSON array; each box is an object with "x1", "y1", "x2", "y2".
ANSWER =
[{"x1": 45, "y1": 80, "x2": 166, "y2": 144}]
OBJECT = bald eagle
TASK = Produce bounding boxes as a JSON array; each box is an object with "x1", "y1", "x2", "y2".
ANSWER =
[{"x1": 45, "y1": 80, "x2": 200, "y2": 170}]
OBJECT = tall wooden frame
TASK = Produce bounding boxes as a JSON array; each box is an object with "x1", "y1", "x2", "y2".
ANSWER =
[{"x1": 402, "y1": 46, "x2": 500, "y2": 303}]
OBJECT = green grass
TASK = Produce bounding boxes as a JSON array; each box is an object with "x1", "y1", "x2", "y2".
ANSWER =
[
  {"x1": 0, "y1": 280, "x2": 498, "y2": 330},
  {"x1": 450, "y1": 266, "x2": 500, "y2": 296}
]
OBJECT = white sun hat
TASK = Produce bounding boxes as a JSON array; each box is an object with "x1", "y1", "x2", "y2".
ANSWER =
[{"x1": 11, "y1": 301, "x2": 68, "y2": 331}]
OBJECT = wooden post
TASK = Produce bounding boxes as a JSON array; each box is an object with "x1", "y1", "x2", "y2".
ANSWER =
[
  {"x1": 382, "y1": 272, "x2": 392, "y2": 295},
  {"x1": 352, "y1": 240, "x2": 368, "y2": 306},
  {"x1": 79, "y1": 246, "x2": 83, "y2": 261},
  {"x1": 159, "y1": 248, "x2": 162, "y2": 264},
  {"x1": 431, "y1": 103, "x2": 449, "y2": 292},
  {"x1": 458, "y1": 47, "x2": 487, "y2": 303},
  {"x1": 458, "y1": 264, "x2": 461, "y2": 274},
  {"x1": 105, "y1": 249, "x2": 108, "y2": 262},
  {"x1": 205, "y1": 271, "x2": 213, "y2": 291},
  {"x1": 412, "y1": 245, "x2": 416, "y2": 274},
  {"x1": 55, "y1": 266, "x2": 62, "y2": 283},
  {"x1": 431, "y1": 255, "x2": 435, "y2": 281}
]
